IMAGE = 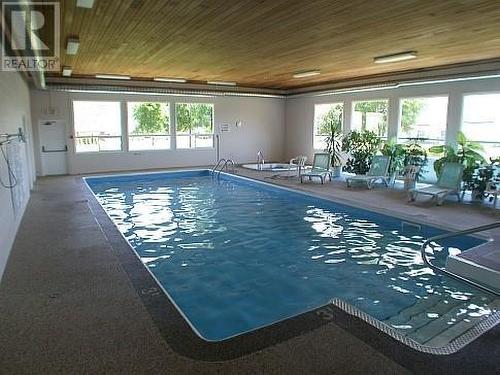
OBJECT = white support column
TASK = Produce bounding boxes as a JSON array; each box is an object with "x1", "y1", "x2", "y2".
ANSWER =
[
  {"x1": 343, "y1": 99, "x2": 352, "y2": 134},
  {"x1": 445, "y1": 90, "x2": 463, "y2": 148},
  {"x1": 121, "y1": 101, "x2": 128, "y2": 152},
  {"x1": 170, "y1": 101, "x2": 176, "y2": 150},
  {"x1": 387, "y1": 95, "x2": 400, "y2": 140}
]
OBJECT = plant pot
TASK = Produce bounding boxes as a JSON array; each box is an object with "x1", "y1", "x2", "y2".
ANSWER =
[
  {"x1": 330, "y1": 166, "x2": 341, "y2": 178},
  {"x1": 404, "y1": 178, "x2": 416, "y2": 191}
]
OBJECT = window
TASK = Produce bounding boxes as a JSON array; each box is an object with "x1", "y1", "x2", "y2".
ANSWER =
[
  {"x1": 127, "y1": 102, "x2": 170, "y2": 150},
  {"x1": 73, "y1": 101, "x2": 122, "y2": 152},
  {"x1": 352, "y1": 99, "x2": 388, "y2": 138},
  {"x1": 313, "y1": 103, "x2": 343, "y2": 150},
  {"x1": 398, "y1": 96, "x2": 448, "y2": 148},
  {"x1": 175, "y1": 103, "x2": 214, "y2": 148},
  {"x1": 462, "y1": 94, "x2": 500, "y2": 159}
]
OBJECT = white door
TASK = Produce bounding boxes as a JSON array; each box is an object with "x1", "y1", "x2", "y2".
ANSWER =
[{"x1": 39, "y1": 120, "x2": 68, "y2": 175}]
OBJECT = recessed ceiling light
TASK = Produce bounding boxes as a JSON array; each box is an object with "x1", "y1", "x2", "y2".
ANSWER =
[
  {"x1": 154, "y1": 77, "x2": 187, "y2": 83},
  {"x1": 66, "y1": 38, "x2": 80, "y2": 55},
  {"x1": 76, "y1": 0, "x2": 95, "y2": 8},
  {"x1": 374, "y1": 51, "x2": 417, "y2": 64},
  {"x1": 62, "y1": 66, "x2": 72, "y2": 77},
  {"x1": 95, "y1": 74, "x2": 131, "y2": 80},
  {"x1": 293, "y1": 70, "x2": 321, "y2": 78},
  {"x1": 207, "y1": 80, "x2": 237, "y2": 86}
]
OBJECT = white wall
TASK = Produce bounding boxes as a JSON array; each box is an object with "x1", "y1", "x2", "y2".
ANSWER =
[
  {"x1": 30, "y1": 90, "x2": 285, "y2": 175},
  {"x1": 0, "y1": 71, "x2": 35, "y2": 280},
  {"x1": 285, "y1": 77, "x2": 500, "y2": 162}
]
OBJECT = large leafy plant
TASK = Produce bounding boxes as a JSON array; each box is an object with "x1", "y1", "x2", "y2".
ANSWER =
[
  {"x1": 380, "y1": 138, "x2": 428, "y2": 180},
  {"x1": 380, "y1": 138, "x2": 406, "y2": 175},
  {"x1": 429, "y1": 131, "x2": 486, "y2": 184},
  {"x1": 342, "y1": 130, "x2": 381, "y2": 174},
  {"x1": 324, "y1": 111, "x2": 343, "y2": 167},
  {"x1": 469, "y1": 158, "x2": 500, "y2": 199}
]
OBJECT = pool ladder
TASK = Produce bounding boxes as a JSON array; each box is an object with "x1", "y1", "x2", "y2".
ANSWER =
[
  {"x1": 421, "y1": 221, "x2": 500, "y2": 296},
  {"x1": 212, "y1": 158, "x2": 236, "y2": 178}
]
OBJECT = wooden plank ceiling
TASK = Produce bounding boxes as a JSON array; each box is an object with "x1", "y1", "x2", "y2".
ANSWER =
[{"x1": 55, "y1": 0, "x2": 500, "y2": 89}]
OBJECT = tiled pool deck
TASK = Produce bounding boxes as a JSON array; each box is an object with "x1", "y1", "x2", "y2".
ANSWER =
[{"x1": 0, "y1": 167, "x2": 498, "y2": 374}]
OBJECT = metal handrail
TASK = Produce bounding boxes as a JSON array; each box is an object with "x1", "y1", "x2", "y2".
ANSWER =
[
  {"x1": 211, "y1": 158, "x2": 236, "y2": 179},
  {"x1": 212, "y1": 158, "x2": 226, "y2": 175},
  {"x1": 216, "y1": 159, "x2": 235, "y2": 178},
  {"x1": 421, "y1": 221, "x2": 500, "y2": 296}
]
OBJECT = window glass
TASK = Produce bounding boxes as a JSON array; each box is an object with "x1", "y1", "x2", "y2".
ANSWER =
[
  {"x1": 175, "y1": 103, "x2": 214, "y2": 148},
  {"x1": 352, "y1": 99, "x2": 388, "y2": 138},
  {"x1": 73, "y1": 101, "x2": 122, "y2": 152},
  {"x1": 398, "y1": 96, "x2": 448, "y2": 149},
  {"x1": 462, "y1": 93, "x2": 500, "y2": 159},
  {"x1": 127, "y1": 102, "x2": 170, "y2": 150},
  {"x1": 313, "y1": 103, "x2": 343, "y2": 150}
]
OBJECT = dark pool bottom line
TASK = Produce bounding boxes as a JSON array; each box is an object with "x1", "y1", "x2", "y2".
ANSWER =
[{"x1": 83, "y1": 173, "x2": 500, "y2": 364}]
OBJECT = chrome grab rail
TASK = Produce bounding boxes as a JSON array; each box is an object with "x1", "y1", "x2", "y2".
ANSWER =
[
  {"x1": 212, "y1": 158, "x2": 236, "y2": 178},
  {"x1": 212, "y1": 158, "x2": 226, "y2": 175},
  {"x1": 421, "y1": 221, "x2": 500, "y2": 296},
  {"x1": 221, "y1": 159, "x2": 235, "y2": 174},
  {"x1": 257, "y1": 151, "x2": 265, "y2": 170}
]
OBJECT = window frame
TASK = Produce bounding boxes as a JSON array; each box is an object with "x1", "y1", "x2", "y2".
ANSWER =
[
  {"x1": 72, "y1": 100, "x2": 124, "y2": 154},
  {"x1": 351, "y1": 98, "x2": 389, "y2": 139},
  {"x1": 397, "y1": 95, "x2": 449, "y2": 146},
  {"x1": 312, "y1": 102, "x2": 344, "y2": 151},
  {"x1": 174, "y1": 102, "x2": 215, "y2": 150},
  {"x1": 126, "y1": 101, "x2": 172, "y2": 152},
  {"x1": 461, "y1": 91, "x2": 500, "y2": 159}
]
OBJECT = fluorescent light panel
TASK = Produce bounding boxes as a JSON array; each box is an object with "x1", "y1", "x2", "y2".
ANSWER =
[
  {"x1": 374, "y1": 51, "x2": 417, "y2": 64},
  {"x1": 293, "y1": 70, "x2": 321, "y2": 78},
  {"x1": 95, "y1": 74, "x2": 131, "y2": 80},
  {"x1": 62, "y1": 66, "x2": 72, "y2": 77},
  {"x1": 154, "y1": 77, "x2": 187, "y2": 83},
  {"x1": 76, "y1": 0, "x2": 95, "y2": 8},
  {"x1": 66, "y1": 38, "x2": 80, "y2": 55},
  {"x1": 207, "y1": 80, "x2": 237, "y2": 86}
]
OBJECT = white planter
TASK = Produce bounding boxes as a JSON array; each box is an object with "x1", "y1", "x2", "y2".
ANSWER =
[{"x1": 330, "y1": 166, "x2": 341, "y2": 178}]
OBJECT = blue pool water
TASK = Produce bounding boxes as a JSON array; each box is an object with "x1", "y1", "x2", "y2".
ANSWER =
[{"x1": 86, "y1": 170, "x2": 498, "y2": 345}]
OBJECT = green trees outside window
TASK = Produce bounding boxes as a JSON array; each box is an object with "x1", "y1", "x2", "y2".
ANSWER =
[{"x1": 175, "y1": 103, "x2": 214, "y2": 148}]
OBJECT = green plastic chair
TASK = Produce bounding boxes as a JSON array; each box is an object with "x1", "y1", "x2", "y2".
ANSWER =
[
  {"x1": 346, "y1": 155, "x2": 391, "y2": 189},
  {"x1": 409, "y1": 162, "x2": 464, "y2": 205},
  {"x1": 300, "y1": 152, "x2": 331, "y2": 184}
]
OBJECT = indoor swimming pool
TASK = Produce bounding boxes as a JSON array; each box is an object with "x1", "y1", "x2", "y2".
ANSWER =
[{"x1": 85, "y1": 170, "x2": 499, "y2": 346}]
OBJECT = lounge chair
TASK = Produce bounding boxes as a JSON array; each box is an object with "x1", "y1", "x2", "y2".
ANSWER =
[
  {"x1": 289, "y1": 155, "x2": 307, "y2": 177},
  {"x1": 408, "y1": 162, "x2": 463, "y2": 205},
  {"x1": 346, "y1": 155, "x2": 391, "y2": 189},
  {"x1": 300, "y1": 153, "x2": 331, "y2": 184}
]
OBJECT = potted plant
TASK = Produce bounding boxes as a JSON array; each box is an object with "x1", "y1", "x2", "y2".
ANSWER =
[
  {"x1": 324, "y1": 111, "x2": 343, "y2": 178},
  {"x1": 429, "y1": 131, "x2": 486, "y2": 196},
  {"x1": 403, "y1": 138, "x2": 428, "y2": 181},
  {"x1": 380, "y1": 137, "x2": 406, "y2": 184},
  {"x1": 469, "y1": 158, "x2": 500, "y2": 200},
  {"x1": 342, "y1": 130, "x2": 382, "y2": 174}
]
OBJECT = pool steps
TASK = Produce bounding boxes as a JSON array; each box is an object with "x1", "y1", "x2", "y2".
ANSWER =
[{"x1": 383, "y1": 294, "x2": 500, "y2": 347}]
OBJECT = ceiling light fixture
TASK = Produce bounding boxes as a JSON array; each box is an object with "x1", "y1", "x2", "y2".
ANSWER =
[
  {"x1": 207, "y1": 80, "x2": 237, "y2": 86},
  {"x1": 66, "y1": 38, "x2": 80, "y2": 55},
  {"x1": 293, "y1": 70, "x2": 321, "y2": 79},
  {"x1": 154, "y1": 77, "x2": 187, "y2": 83},
  {"x1": 374, "y1": 51, "x2": 417, "y2": 64},
  {"x1": 62, "y1": 67, "x2": 72, "y2": 77},
  {"x1": 76, "y1": 0, "x2": 95, "y2": 8},
  {"x1": 95, "y1": 74, "x2": 131, "y2": 80}
]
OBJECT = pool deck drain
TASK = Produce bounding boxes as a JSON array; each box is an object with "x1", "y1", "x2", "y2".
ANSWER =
[{"x1": 0, "y1": 168, "x2": 499, "y2": 374}]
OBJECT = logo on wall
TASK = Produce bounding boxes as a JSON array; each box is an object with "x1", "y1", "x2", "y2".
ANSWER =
[{"x1": 1, "y1": 2, "x2": 60, "y2": 72}]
